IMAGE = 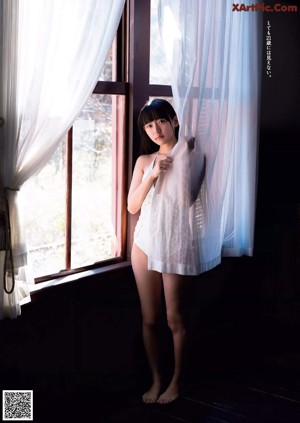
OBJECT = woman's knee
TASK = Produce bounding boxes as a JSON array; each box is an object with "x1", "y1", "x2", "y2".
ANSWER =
[
  {"x1": 142, "y1": 311, "x2": 161, "y2": 329},
  {"x1": 166, "y1": 312, "x2": 185, "y2": 333}
]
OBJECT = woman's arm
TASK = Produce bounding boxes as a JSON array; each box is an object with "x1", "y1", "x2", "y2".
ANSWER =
[
  {"x1": 127, "y1": 155, "x2": 172, "y2": 214},
  {"x1": 127, "y1": 156, "x2": 155, "y2": 214}
]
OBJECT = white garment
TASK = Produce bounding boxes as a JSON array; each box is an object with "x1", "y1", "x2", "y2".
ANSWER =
[
  {"x1": 134, "y1": 142, "x2": 207, "y2": 276},
  {"x1": 133, "y1": 159, "x2": 156, "y2": 255},
  {"x1": 148, "y1": 141, "x2": 209, "y2": 275}
]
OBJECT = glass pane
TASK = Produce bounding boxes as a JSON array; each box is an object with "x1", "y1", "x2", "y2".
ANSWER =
[
  {"x1": 21, "y1": 141, "x2": 66, "y2": 277},
  {"x1": 71, "y1": 94, "x2": 124, "y2": 269},
  {"x1": 99, "y1": 38, "x2": 116, "y2": 81},
  {"x1": 150, "y1": 0, "x2": 171, "y2": 85}
]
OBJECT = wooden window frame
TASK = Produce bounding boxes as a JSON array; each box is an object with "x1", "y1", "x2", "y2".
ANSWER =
[
  {"x1": 36, "y1": 0, "x2": 173, "y2": 283},
  {"x1": 35, "y1": 10, "x2": 129, "y2": 283}
]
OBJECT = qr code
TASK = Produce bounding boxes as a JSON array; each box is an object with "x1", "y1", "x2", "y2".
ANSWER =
[{"x1": 2, "y1": 391, "x2": 33, "y2": 421}]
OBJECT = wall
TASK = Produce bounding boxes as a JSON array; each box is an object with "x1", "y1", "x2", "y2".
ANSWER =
[{"x1": 255, "y1": 7, "x2": 300, "y2": 327}]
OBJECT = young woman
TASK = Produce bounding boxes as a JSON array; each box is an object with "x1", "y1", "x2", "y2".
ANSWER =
[{"x1": 128, "y1": 98, "x2": 189, "y2": 404}]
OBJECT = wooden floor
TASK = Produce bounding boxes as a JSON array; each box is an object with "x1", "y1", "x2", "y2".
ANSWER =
[
  {"x1": 2, "y1": 259, "x2": 299, "y2": 423},
  {"x1": 34, "y1": 352, "x2": 300, "y2": 423}
]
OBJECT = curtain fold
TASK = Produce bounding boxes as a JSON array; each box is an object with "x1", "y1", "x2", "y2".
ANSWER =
[
  {"x1": 148, "y1": 0, "x2": 261, "y2": 275},
  {"x1": 0, "y1": 0, "x2": 125, "y2": 319}
]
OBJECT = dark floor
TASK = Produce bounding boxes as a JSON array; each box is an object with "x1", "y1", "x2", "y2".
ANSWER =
[
  {"x1": 2, "y1": 318, "x2": 300, "y2": 423},
  {"x1": 27, "y1": 348, "x2": 300, "y2": 423},
  {"x1": 1, "y1": 258, "x2": 300, "y2": 422}
]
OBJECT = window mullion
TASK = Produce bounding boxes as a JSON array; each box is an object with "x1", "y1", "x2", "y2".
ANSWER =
[{"x1": 65, "y1": 127, "x2": 73, "y2": 270}]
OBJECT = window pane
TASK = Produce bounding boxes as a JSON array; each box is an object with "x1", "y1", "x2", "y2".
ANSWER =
[
  {"x1": 71, "y1": 94, "x2": 124, "y2": 269},
  {"x1": 21, "y1": 94, "x2": 125, "y2": 279},
  {"x1": 21, "y1": 141, "x2": 66, "y2": 276},
  {"x1": 150, "y1": 0, "x2": 171, "y2": 85},
  {"x1": 99, "y1": 38, "x2": 116, "y2": 81}
]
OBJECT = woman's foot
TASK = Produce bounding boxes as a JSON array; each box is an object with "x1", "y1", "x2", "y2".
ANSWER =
[
  {"x1": 156, "y1": 380, "x2": 180, "y2": 404},
  {"x1": 142, "y1": 380, "x2": 162, "y2": 404}
]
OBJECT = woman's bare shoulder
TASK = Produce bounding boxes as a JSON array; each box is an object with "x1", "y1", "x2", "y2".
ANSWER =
[{"x1": 136, "y1": 153, "x2": 157, "y2": 171}]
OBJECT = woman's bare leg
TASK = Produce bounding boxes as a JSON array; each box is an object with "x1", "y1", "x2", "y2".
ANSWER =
[
  {"x1": 131, "y1": 243, "x2": 163, "y2": 403},
  {"x1": 157, "y1": 273, "x2": 187, "y2": 404}
]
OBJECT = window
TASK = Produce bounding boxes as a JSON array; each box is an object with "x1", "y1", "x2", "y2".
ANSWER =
[
  {"x1": 128, "y1": 0, "x2": 172, "y2": 162},
  {"x1": 21, "y1": 0, "x2": 171, "y2": 281},
  {"x1": 150, "y1": 0, "x2": 170, "y2": 85},
  {"x1": 21, "y1": 14, "x2": 128, "y2": 280}
]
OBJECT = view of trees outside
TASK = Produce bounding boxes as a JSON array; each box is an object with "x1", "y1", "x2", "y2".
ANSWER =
[
  {"x1": 21, "y1": 141, "x2": 67, "y2": 276},
  {"x1": 99, "y1": 47, "x2": 113, "y2": 81},
  {"x1": 71, "y1": 94, "x2": 118, "y2": 270},
  {"x1": 21, "y1": 50, "x2": 119, "y2": 277},
  {"x1": 150, "y1": 0, "x2": 171, "y2": 85}
]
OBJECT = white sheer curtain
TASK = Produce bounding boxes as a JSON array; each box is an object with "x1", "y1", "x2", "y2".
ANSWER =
[
  {"x1": 0, "y1": 0, "x2": 125, "y2": 319},
  {"x1": 148, "y1": 0, "x2": 261, "y2": 275}
]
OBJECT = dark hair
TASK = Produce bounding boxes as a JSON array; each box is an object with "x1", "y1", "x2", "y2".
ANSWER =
[{"x1": 138, "y1": 98, "x2": 179, "y2": 153}]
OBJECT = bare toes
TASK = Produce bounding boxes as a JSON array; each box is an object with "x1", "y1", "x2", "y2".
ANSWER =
[
  {"x1": 142, "y1": 383, "x2": 161, "y2": 404},
  {"x1": 157, "y1": 391, "x2": 179, "y2": 404}
]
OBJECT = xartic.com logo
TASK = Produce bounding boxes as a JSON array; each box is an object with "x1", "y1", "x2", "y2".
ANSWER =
[{"x1": 232, "y1": 3, "x2": 298, "y2": 12}]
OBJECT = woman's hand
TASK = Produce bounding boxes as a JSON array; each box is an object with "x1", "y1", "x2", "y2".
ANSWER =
[
  {"x1": 186, "y1": 137, "x2": 195, "y2": 152},
  {"x1": 151, "y1": 157, "x2": 173, "y2": 179}
]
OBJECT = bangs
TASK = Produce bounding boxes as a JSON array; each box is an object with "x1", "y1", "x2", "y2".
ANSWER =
[{"x1": 138, "y1": 99, "x2": 176, "y2": 129}]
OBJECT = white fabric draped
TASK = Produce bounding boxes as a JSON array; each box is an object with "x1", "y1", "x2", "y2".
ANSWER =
[
  {"x1": 148, "y1": 0, "x2": 261, "y2": 275},
  {"x1": 0, "y1": 0, "x2": 125, "y2": 319}
]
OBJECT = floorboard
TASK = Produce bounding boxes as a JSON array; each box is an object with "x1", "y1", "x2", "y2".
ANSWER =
[{"x1": 27, "y1": 352, "x2": 300, "y2": 422}]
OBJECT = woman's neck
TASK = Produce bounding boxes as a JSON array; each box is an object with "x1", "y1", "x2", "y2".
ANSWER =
[{"x1": 158, "y1": 140, "x2": 177, "y2": 155}]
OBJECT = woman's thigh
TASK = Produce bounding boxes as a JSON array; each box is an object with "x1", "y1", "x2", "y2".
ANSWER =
[
  {"x1": 162, "y1": 273, "x2": 189, "y2": 319},
  {"x1": 131, "y1": 243, "x2": 162, "y2": 322}
]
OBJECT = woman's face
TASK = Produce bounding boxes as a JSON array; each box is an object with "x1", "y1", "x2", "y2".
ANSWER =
[{"x1": 143, "y1": 117, "x2": 178, "y2": 147}]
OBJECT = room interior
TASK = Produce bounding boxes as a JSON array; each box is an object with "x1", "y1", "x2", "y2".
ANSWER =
[{"x1": 0, "y1": 1, "x2": 299, "y2": 422}]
